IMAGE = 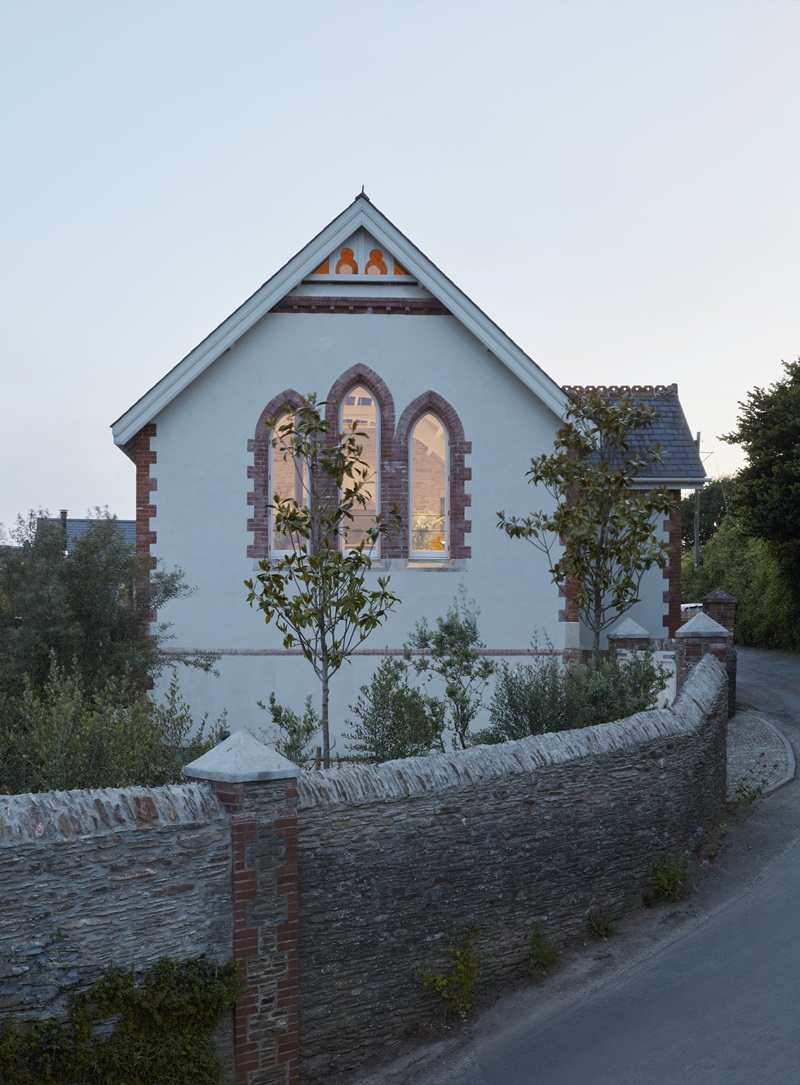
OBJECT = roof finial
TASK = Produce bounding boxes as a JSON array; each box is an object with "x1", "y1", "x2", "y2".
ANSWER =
[{"x1": 357, "y1": 185, "x2": 370, "y2": 201}]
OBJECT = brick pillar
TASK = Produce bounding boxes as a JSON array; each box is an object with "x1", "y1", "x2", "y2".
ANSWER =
[
  {"x1": 701, "y1": 588, "x2": 737, "y2": 639},
  {"x1": 608, "y1": 618, "x2": 652, "y2": 658},
  {"x1": 675, "y1": 612, "x2": 736, "y2": 718},
  {"x1": 185, "y1": 733, "x2": 301, "y2": 1085}
]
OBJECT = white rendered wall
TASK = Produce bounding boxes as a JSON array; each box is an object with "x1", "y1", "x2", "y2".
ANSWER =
[{"x1": 147, "y1": 309, "x2": 671, "y2": 747}]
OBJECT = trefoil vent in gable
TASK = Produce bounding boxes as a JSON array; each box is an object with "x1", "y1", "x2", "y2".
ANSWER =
[{"x1": 305, "y1": 228, "x2": 414, "y2": 281}]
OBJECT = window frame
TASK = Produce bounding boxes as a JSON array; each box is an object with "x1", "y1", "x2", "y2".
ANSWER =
[
  {"x1": 339, "y1": 384, "x2": 381, "y2": 557},
  {"x1": 268, "y1": 409, "x2": 309, "y2": 557},
  {"x1": 409, "y1": 410, "x2": 450, "y2": 560}
]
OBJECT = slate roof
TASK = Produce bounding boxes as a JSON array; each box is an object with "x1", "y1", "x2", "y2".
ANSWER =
[
  {"x1": 43, "y1": 518, "x2": 136, "y2": 555},
  {"x1": 561, "y1": 384, "x2": 707, "y2": 486}
]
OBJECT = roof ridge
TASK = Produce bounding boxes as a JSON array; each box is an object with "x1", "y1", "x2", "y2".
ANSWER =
[{"x1": 562, "y1": 383, "x2": 678, "y2": 399}]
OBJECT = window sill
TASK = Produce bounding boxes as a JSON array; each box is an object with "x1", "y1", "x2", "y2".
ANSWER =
[{"x1": 405, "y1": 559, "x2": 463, "y2": 572}]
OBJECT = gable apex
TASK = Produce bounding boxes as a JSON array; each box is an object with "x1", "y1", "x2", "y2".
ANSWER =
[{"x1": 111, "y1": 196, "x2": 569, "y2": 448}]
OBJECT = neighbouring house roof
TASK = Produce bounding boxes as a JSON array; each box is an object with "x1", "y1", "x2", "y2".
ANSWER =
[
  {"x1": 42, "y1": 517, "x2": 136, "y2": 555},
  {"x1": 111, "y1": 192, "x2": 570, "y2": 450},
  {"x1": 562, "y1": 384, "x2": 708, "y2": 487}
]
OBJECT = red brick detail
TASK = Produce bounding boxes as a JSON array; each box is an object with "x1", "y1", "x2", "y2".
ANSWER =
[
  {"x1": 246, "y1": 389, "x2": 303, "y2": 560},
  {"x1": 273, "y1": 780, "x2": 300, "y2": 1085},
  {"x1": 702, "y1": 592, "x2": 737, "y2": 638},
  {"x1": 270, "y1": 295, "x2": 451, "y2": 316},
  {"x1": 396, "y1": 392, "x2": 472, "y2": 560},
  {"x1": 215, "y1": 778, "x2": 300, "y2": 1085},
  {"x1": 675, "y1": 636, "x2": 730, "y2": 691},
  {"x1": 558, "y1": 581, "x2": 579, "y2": 624},
  {"x1": 662, "y1": 490, "x2": 682, "y2": 636},
  {"x1": 133, "y1": 423, "x2": 157, "y2": 567}
]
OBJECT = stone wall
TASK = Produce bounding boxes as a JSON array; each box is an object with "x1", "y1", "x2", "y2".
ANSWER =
[
  {"x1": 0, "y1": 655, "x2": 728, "y2": 1085},
  {"x1": 293, "y1": 654, "x2": 728, "y2": 1081},
  {"x1": 0, "y1": 782, "x2": 235, "y2": 1073}
]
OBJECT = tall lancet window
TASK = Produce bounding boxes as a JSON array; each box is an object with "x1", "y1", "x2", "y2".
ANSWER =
[
  {"x1": 410, "y1": 412, "x2": 448, "y2": 557},
  {"x1": 270, "y1": 410, "x2": 307, "y2": 554},
  {"x1": 341, "y1": 385, "x2": 380, "y2": 552}
]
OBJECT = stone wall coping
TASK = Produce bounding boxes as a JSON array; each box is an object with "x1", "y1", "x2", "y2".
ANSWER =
[
  {"x1": 675, "y1": 611, "x2": 731, "y2": 637},
  {"x1": 0, "y1": 782, "x2": 223, "y2": 846},
  {"x1": 184, "y1": 729, "x2": 300, "y2": 783},
  {"x1": 297, "y1": 655, "x2": 726, "y2": 809}
]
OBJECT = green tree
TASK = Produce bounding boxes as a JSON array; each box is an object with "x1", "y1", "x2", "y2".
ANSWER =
[
  {"x1": 245, "y1": 395, "x2": 401, "y2": 768},
  {"x1": 680, "y1": 476, "x2": 738, "y2": 552},
  {"x1": 682, "y1": 517, "x2": 797, "y2": 650},
  {"x1": 0, "y1": 510, "x2": 215, "y2": 698},
  {"x1": 498, "y1": 389, "x2": 674, "y2": 668},
  {"x1": 723, "y1": 359, "x2": 800, "y2": 546},
  {"x1": 404, "y1": 589, "x2": 495, "y2": 749},
  {"x1": 722, "y1": 358, "x2": 800, "y2": 616}
]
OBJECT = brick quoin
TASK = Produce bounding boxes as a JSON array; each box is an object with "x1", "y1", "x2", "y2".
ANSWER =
[
  {"x1": 662, "y1": 491, "x2": 682, "y2": 636},
  {"x1": 133, "y1": 423, "x2": 157, "y2": 568}
]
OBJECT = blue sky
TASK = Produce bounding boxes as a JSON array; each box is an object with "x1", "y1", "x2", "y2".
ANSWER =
[{"x1": 2, "y1": 0, "x2": 798, "y2": 532}]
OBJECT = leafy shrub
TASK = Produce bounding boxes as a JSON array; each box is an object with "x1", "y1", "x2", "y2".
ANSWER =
[
  {"x1": 0, "y1": 956, "x2": 241, "y2": 1085},
  {"x1": 480, "y1": 650, "x2": 668, "y2": 743},
  {"x1": 259, "y1": 692, "x2": 321, "y2": 766},
  {"x1": 587, "y1": 908, "x2": 618, "y2": 939},
  {"x1": 644, "y1": 827, "x2": 709, "y2": 905},
  {"x1": 344, "y1": 658, "x2": 446, "y2": 762},
  {"x1": 405, "y1": 588, "x2": 496, "y2": 749},
  {"x1": 419, "y1": 928, "x2": 481, "y2": 1022},
  {"x1": 644, "y1": 851, "x2": 698, "y2": 904},
  {"x1": 0, "y1": 664, "x2": 224, "y2": 795},
  {"x1": 528, "y1": 923, "x2": 559, "y2": 978}
]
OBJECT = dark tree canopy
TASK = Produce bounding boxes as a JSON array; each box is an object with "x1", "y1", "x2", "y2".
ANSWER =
[
  {"x1": 723, "y1": 358, "x2": 800, "y2": 546},
  {"x1": 0, "y1": 510, "x2": 212, "y2": 698},
  {"x1": 680, "y1": 476, "x2": 738, "y2": 551}
]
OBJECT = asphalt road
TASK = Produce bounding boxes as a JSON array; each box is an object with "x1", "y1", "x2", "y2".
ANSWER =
[{"x1": 366, "y1": 648, "x2": 800, "y2": 1085}]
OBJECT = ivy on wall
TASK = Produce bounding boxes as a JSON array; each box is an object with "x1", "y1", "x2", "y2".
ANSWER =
[{"x1": 0, "y1": 956, "x2": 242, "y2": 1085}]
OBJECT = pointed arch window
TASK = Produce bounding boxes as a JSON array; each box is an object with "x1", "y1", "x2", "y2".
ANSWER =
[
  {"x1": 410, "y1": 412, "x2": 449, "y2": 557},
  {"x1": 270, "y1": 410, "x2": 308, "y2": 554},
  {"x1": 340, "y1": 384, "x2": 380, "y2": 552}
]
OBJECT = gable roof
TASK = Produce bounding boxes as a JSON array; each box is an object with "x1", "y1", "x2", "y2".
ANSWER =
[
  {"x1": 563, "y1": 384, "x2": 708, "y2": 486},
  {"x1": 41, "y1": 516, "x2": 136, "y2": 554},
  {"x1": 111, "y1": 193, "x2": 569, "y2": 449}
]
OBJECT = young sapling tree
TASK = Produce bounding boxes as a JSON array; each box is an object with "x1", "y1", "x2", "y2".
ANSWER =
[
  {"x1": 498, "y1": 388, "x2": 674, "y2": 669},
  {"x1": 245, "y1": 394, "x2": 400, "y2": 767}
]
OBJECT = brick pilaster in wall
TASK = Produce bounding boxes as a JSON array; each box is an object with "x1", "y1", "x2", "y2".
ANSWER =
[
  {"x1": 214, "y1": 780, "x2": 300, "y2": 1085},
  {"x1": 133, "y1": 423, "x2": 157, "y2": 568},
  {"x1": 662, "y1": 491, "x2": 682, "y2": 636}
]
